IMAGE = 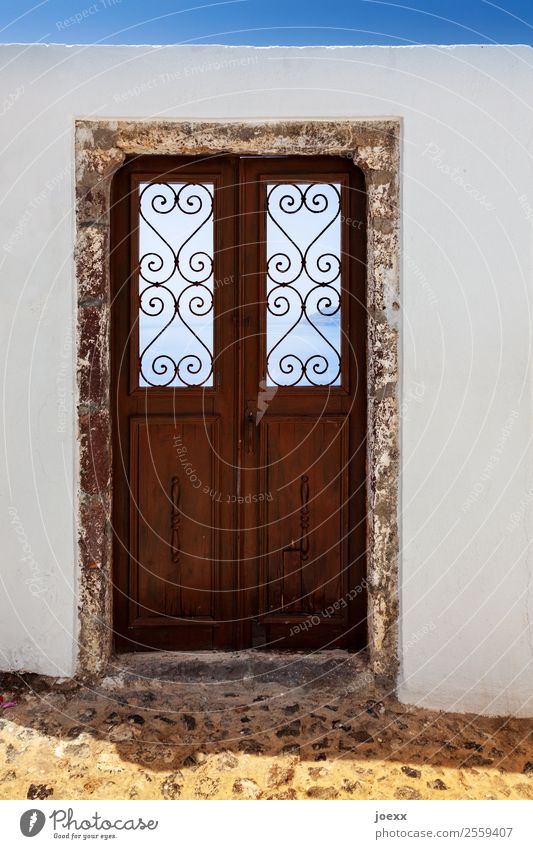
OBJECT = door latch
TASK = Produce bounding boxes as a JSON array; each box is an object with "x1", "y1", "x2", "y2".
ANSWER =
[{"x1": 246, "y1": 408, "x2": 255, "y2": 454}]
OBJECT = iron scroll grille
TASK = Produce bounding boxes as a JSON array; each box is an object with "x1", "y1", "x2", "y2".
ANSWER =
[
  {"x1": 136, "y1": 179, "x2": 343, "y2": 389},
  {"x1": 266, "y1": 182, "x2": 342, "y2": 387},
  {"x1": 138, "y1": 181, "x2": 214, "y2": 388}
]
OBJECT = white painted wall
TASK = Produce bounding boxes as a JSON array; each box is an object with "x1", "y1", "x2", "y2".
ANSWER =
[{"x1": 0, "y1": 43, "x2": 532, "y2": 715}]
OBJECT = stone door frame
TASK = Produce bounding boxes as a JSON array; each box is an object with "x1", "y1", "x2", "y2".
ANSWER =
[{"x1": 74, "y1": 119, "x2": 401, "y2": 683}]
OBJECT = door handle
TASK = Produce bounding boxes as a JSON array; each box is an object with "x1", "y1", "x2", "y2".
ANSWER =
[{"x1": 246, "y1": 408, "x2": 255, "y2": 454}]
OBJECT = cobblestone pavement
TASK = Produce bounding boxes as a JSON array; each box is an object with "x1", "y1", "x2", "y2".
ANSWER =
[{"x1": 1, "y1": 653, "x2": 532, "y2": 800}]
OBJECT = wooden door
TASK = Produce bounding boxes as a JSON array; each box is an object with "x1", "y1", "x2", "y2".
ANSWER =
[
  {"x1": 112, "y1": 154, "x2": 366, "y2": 652},
  {"x1": 112, "y1": 156, "x2": 238, "y2": 651},
  {"x1": 239, "y1": 157, "x2": 367, "y2": 649}
]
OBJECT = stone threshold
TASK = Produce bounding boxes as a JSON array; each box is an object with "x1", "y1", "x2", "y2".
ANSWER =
[{"x1": 101, "y1": 649, "x2": 380, "y2": 696}]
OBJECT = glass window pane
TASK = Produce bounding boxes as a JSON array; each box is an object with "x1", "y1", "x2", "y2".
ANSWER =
[
  {"x1": 138, "y1": 182, "x2": 214, "y2": 388},
  {"x1": 266, "y1": 182, "x2": 342, "y2": 387}
]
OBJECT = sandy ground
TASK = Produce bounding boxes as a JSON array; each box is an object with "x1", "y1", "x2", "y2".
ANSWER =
[{"x1": 1, "y1": 653, "x2": 532, "y2": 800}]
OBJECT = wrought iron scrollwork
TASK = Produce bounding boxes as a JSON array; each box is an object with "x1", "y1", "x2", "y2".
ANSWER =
[
  {"x1": 266, "y1": 182, "x2": 342, "y2": 387},
  {"x1": 138, "y1": 182, "x2": 214, "y2": 388}
]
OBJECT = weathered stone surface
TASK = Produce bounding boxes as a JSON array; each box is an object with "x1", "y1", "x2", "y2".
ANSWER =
[
  {"x1": 0, "y1": 663, "x2": 531, "y2": 801},
  {"x1": 78, "y1": 408, "x2": 111, "y2": 496},
  {"x1": 78, "y1": 495, "x2": 110, "y2": 573},
  {"x1": 76, "y1": 225, "x2": 108, "y2": 301},
  {"x1": 401, "y1": 765, "x2": 421, "y2": 779},
  {"x1": 276, "y1": 720, "x2": 301, "y2": 738},
  {"x1": 428, "y1": 779, "x2": 448, "y2": 791},
  {"x1": 394, "y1": 785, "x2": 422, "y2": 800},
  {"x1": 232, "y1": 778, "x2": 262, "y2": 799},
  {"x1": 27, "y1": 783, "x2": 54, "y2": 800},
  {"x1": 160, "y1": 773, "x2": 182, "y2": 800},
  {"x1": 108, "y1": 724, "x2": 139, "y2": 743},
  {"x1": 268, "y1": 765, "x2": 295, "y2": 786},
  {"x1": 307, "y1": 785, "x2": 339, "y2": 799},
  {"x1": 77, "y1": 304, "x2": 109, "y2": 405}
]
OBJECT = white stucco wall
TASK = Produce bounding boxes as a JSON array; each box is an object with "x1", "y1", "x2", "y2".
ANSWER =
[{"x1": 1, "y1": 43, "x2": 532, "y2": 715}]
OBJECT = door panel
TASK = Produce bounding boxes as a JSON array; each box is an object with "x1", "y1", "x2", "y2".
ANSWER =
[
  {"x1": 261, "y1": 417, "x2": 347, "y2": 617},
  {"x1": 130, "y1": 417, "x2": 219, "y2": 623},
  {"x1": 240, "y1": 157, "x2": 367, "y2": 650},
  {"x1": 112, "y1": 154, "x2": 367, "y2": 653},
  {"x1": 112, "y1": 156, "x2": 237, "y2": 651}
]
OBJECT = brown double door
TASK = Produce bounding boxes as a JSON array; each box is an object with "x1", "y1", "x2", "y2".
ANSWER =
[{"x1": 112, "y1": 154, "x2": 367, "y2": 652}]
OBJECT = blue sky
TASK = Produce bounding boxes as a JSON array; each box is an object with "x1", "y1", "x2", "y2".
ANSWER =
[{"x1": 1, "y1": 0, "x2": 533, "y2": 45}]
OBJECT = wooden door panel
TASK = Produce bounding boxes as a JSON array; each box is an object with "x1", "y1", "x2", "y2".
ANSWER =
[
  {"x1": 112, "y1": 156, "x2": 237, "y2": 652},
  {"x1": 240, "y1": 156, "x2": 367, "y2": 651},
  {"x1": 130, "y1": 417, "x2": 219, "y2": 625},
  {"x1": 261, "y1": 417, "x2": 347, "y2": 619}
]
